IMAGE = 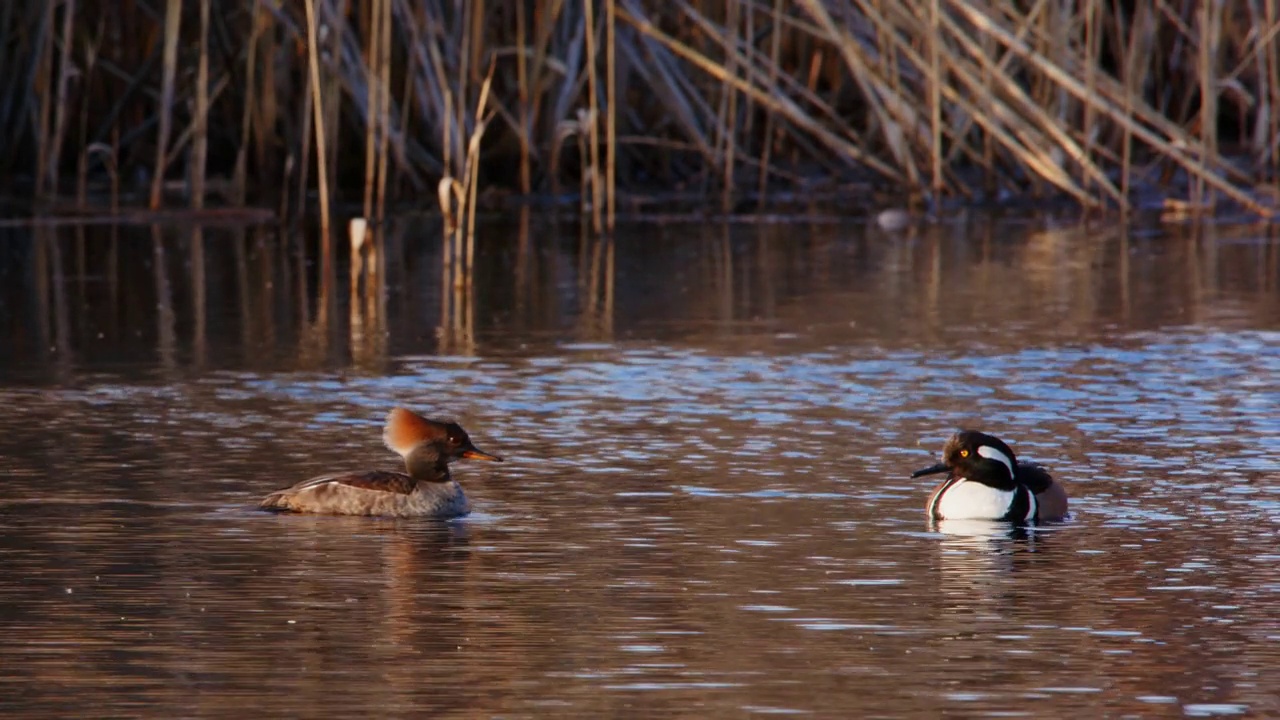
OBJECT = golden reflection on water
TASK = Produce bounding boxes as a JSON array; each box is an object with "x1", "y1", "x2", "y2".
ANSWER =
[
  {"x1": 0, "y1": 216, "x2": 1277, "y2": 716},
  {"x1": 2, "y1": 216, "x2": 1276, "y2": 377}
]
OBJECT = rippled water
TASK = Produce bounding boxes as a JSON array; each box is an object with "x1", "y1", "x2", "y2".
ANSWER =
[{"x1": 1, "y1": 217, "x2": 1278, "y2": 717}]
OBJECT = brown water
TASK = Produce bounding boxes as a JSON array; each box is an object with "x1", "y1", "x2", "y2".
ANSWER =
[{"x1": 1, "y1": 216, "x2": 1278, "y2": 718}]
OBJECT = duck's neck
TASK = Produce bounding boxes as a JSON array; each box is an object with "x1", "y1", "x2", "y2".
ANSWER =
[{"x1": 404, "y1": 445, "x2": 452, "y2": 484}]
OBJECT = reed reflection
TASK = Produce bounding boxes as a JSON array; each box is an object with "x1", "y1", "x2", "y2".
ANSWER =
[
  {"x1": 345, "y1": 218, "x2": 388, "y2": 369},
  {"x1": 577, "y1": 224, "x2": 615, "y2": 341},
  {"x1": 0, "y1": 218, "x2": 1278, "y2": 382}
]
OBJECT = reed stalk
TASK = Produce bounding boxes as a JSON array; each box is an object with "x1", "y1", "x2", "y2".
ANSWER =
[
  {"x1": 304, "y1": 0, "x2": 333, "y2": 258},
  {"x1": 33, "y1": 0, "x2": 54, "y2": 199},
  {"x1": 374, "y1": 0, "x2": 392, "y2": 223},
  {"x1": 439, "y1": 61, "x2": 494, "y2": 334},
  {"x1": 1196, "y1": 0, "x2": 1223, "y2": 207},
  {"x1": 47, "y1": 0, "x2": 76, "y2": 200},
  {"x1": 756, "y1": 0, "x2": 784, "y2": 208},
  {"x1": 516, "y1": 0, "x2": 531, "y2": 195},
  {"x1": 928, "y1": 0, "x2": 942, "y2": 198},
  {"x1": 4, "y1": 0, "x2": 1278, "y2": 217},
  {"x1": 1266, "y1": 0, "x2": 1280, "y2": 173},
  {"x1": 463, "y1": 68, "x2": 495, "y2": 286},
  {"x1": 583, "y1": 0, "x2": 603, "y2": 233},
  {"x1": 150, "y1": 0, "x2": 181, "y2": 209},
  {"x1": 232, "y1": 0, "x2": 263, "y2": 206},
  {"x1": 75, "y1": 17, "x2": 103, "y2": 208},
  {"x1": 605, "y1": 0, "x2": 617, "y2": 231},
  {"x1": 361, "y1": 0, "x2": 383, "y2": 221},
  {"x1": 191, "y1": 0, "x2": 210, "y2": 210},
  {"x1": 322, "y1": 0, "x2": 348, "y2": 209},
  {"x1": 719, "y1": 0, "x2": 740, "y2": 214}
]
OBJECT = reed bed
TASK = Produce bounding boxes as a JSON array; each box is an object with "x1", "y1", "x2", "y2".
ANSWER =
[{"x1": 3, "y1": 0, "x2": 1279, "y2": 219}]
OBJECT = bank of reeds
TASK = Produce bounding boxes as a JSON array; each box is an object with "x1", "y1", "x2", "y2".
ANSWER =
[{"x1": 3, "y1": 0, "x2": 1279, "y2": 219}]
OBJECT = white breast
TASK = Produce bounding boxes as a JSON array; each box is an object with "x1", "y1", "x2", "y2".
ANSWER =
[{"x1": 935, "y1": 479, "x2": 1016, "y2": 520}]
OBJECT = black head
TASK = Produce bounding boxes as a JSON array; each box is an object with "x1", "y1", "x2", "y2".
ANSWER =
[{"x1": 911, "y1": 430, "x2": 1019, "y2": 490}]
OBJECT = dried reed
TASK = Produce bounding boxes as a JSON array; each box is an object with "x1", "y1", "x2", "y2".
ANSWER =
[{"x1": 2, "y1": 0, "x2": 1278, "y2": 217}]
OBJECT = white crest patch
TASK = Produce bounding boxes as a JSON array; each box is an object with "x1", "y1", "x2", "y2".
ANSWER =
[{"x1": 977, "y1": 445, "x2": 1015, "y2": 480}]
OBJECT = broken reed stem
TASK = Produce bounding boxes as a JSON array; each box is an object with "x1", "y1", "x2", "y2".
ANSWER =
[
  {"x1": 438, "y1": 64, "x2": 493, "y2": 305},
  {"x1": 150, "y1": 0, "x2": 182, "y2": 209},
  {"x1": 464, "y1": 66, "x2": 495, "y2": 287}
]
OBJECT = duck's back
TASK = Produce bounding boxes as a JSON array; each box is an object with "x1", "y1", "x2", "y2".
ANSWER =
[{"x1": 260, "y1": 471, "x2": 470, "y2": 518}]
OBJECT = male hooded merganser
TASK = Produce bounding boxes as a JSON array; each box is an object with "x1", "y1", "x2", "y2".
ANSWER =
[
  {"x1": 259, "y1": 408, "x2": 502, "y2": 518},
  {"x1": 913, "y1": 430, "x2": 1068, "y2": 523}
]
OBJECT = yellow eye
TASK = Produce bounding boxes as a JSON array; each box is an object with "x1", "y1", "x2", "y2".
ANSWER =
[{"x1": 959, "y1": 449, "x2": 969, "y2": 458}]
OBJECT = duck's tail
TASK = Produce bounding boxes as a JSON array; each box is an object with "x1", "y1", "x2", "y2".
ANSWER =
[{"x1": 258, "y1": 491, "x2": 294, "y2": 512}]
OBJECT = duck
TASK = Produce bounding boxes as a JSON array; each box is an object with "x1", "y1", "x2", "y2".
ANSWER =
[
  {"x1": 913, "y1": 430, "x2": 1068, "y2": 523},
  {"x1": 259, "y1": 408, "x2": 502, "y2": 518}
]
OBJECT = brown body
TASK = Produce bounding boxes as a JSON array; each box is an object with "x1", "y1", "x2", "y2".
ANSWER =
[
  {"x1": 259, "y1": 408, "x2": 501, "y2": 518},
  {"x1": 259, "y1": 471, "x2": 471, "y2": 518}
]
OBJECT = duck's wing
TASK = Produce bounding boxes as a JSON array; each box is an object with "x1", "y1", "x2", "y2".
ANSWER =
[
  {"x1": 1020, "y1": 463, "x2": 1068, "y2": 520},
  {"x1": 1018, "y1": 463, "x2": 1054, "y2": 494},
  {"x1": 289, "y1": 470, "x2": 417, "y2": 495}
]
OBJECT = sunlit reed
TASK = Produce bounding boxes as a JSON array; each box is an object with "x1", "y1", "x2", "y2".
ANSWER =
[{"x1": 3, "y1": 1, "x2": 1278, "y2": 217}]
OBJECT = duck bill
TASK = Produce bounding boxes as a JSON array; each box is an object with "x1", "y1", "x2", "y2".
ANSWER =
[
  {"x1": 911, "y1": 462, "x2": 950, "y2": 479},
  {"x1": 461, "y1": 446, "x2": 504, "y2": 462}
]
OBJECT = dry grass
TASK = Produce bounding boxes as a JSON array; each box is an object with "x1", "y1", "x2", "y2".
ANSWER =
[{"x1": 2, "y1": 0, "x2": 1278, "y2": 218}]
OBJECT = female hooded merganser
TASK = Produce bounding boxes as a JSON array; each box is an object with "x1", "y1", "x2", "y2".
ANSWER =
[
  {"x1": 259, "y1": 408, "x2": 502, "y2": 518},
  {"x1": 913, "y1": 430, "x2": 1068, "y2": 523}
]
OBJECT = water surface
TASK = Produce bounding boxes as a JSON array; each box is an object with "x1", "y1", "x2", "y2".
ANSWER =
[{"x1": 0, "y1": 216, "x2": 1278, "y2": 717}]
